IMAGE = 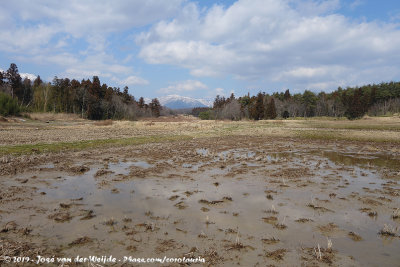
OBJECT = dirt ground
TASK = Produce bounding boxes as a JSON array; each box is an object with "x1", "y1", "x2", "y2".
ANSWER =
[
  {"x1": 1, "y1": 114, "x2": 400, "y2": 146},
  {"x1": 0, "y1": 116, "x2": 399, "y2": 266}
]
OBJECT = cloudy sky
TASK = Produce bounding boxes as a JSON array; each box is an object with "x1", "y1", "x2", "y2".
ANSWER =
[{"x1": 1, "y1": 0, "x2": 399, "y2": 100}]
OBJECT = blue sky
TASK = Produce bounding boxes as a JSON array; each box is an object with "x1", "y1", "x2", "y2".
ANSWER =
[{"x1": 1, "y1": 0, "x2": 400, "y2": 100}]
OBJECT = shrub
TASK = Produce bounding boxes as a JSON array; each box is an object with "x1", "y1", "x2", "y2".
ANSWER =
[
  {"x1": 0, "y1": 92, "x2": 20, "y2": 116},
  {"x1": 199, "y1": 110, "x2": 211, "y2": 120},
  {"x1": 282, "y1": 110, "x2": 289, "y2": 119}
]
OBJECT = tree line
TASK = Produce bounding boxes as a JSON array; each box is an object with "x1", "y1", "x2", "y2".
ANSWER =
[
  {"x1": 0, "y1": 63, "x2": 162, "y2": 119},
  {"x1": 2, "y1": 63, "x2": 399, "y2": 120},
  {"x1": 201, "y1": 82, "x2": 400, "y2": 120}
]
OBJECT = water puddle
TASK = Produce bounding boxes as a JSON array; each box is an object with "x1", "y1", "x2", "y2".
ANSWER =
[
  {"x1": 196, "y1": 148, "x2": 209, "y2": 156},
  {"x1": 108, "y1": 160, "x2": 153, "y2": 174},
  {"x1": 35, "y1": 150, "x2": 400, "y2": 266},
  {"x1": 37, "y1": 163, "x2": 55, "y2": 169},
  {"x1": 318, "y1": 150, "x2": 400, "y2": 170}
]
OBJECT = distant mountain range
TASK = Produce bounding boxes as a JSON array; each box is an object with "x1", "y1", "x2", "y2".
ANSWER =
[{"x1": 146, "y1": 95, "x2": 213, "y2": 109}]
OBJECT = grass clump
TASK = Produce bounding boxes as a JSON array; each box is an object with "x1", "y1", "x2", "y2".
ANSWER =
[
  {"x1": 348, "y1": 231, "x2": 363, "y2": 241},
  {"x1": 265, "y1": 248, "x2": 287, "y2": 261},
  {"x1": 379, "y1": 224, "x2": 398, "y2": 237},
  {"x1": 392, "y1": 208, "x2": 400, "y2": 219}
]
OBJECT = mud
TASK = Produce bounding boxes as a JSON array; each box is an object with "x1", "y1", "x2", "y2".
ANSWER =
[{"x1": 0, "y1": 136, "x2": 399, "y2": 266}]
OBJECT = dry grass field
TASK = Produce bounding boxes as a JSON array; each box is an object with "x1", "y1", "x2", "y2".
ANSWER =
[
  {"x1": 0, "y1": 114, "x2": 399, "y2": 266},
  {"x1": 1, "y1": 114, "x2": 400, "y2": 148}
]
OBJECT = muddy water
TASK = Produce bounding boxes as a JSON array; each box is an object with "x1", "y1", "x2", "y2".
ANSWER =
[
  {"x1": 33, "y1": 150, "x2": 400, "y2": 266},
  {"x1": 1, "y1": 142, "x2": 400, "y2": 266}
]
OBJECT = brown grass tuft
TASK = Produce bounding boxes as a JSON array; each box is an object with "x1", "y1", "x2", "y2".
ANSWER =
[{"x1": 94, "y1": 119, "x2": 113, "y2": 126}]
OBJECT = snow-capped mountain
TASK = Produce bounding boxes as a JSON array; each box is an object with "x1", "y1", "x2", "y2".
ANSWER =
[
  {"x1": 157, "y1": 95, "x2": 212, "y2": 109},
  {"x1": 0, "y1": 69, "x2": 37, "y2": 81}
]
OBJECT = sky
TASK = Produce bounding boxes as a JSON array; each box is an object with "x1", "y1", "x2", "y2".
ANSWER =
[{"x1": 1, "y1": 0, "x2": 400, "y2": 100}]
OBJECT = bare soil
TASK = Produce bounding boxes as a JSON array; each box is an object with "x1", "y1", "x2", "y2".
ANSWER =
[{"x1": 0, "y1": 117, "x2": 399, "y2": 266}]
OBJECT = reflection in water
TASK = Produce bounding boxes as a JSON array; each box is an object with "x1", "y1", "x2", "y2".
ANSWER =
[{"x1": 322, "y1": 151, "x2": 399, "y2": 170}]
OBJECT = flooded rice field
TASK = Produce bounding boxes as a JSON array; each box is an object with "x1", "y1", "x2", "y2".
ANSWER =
[{"x1": 1, "y1": 136, "x2": 399, "y2": 266}]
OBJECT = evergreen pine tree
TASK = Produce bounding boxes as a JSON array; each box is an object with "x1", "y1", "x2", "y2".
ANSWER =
[
  {"x1": 265, "y1": 97, "x2": 277, "y2": 119},
  {"x1": 138, "y1": 97, "x2": 145, "y2": 108},
  {"x1": 6, "y1": 63, "x2": 22, "y2": 99},
  {"x1": 284, "y1": 89, "x2": 291, "y2": 100},
  {"x1": 150, "y1": 98, "x2": 161, "y2": 117},
  {"x1": 252, "y1": 92, "x2": 264, "y2": 120},
  {"x1": 346, "y1": 88, "x2": 364, "y2": 119}
]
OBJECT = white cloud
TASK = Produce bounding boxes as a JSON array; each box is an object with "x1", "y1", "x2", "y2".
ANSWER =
[
  {"x1": 0, "y1": 24, "x2": 57, "y2": 54},
  {"x1": 139, "y1": 41, "x2": 236, "y2": 77},
  {"x1": 0, "y1": 1, "x2": 183, "y2": 55},
  {"x1": 137, "y1": 0, "x2": 400, "y2": 90},
  {"x1": 119, "y1": 75, "x2": 149, "y2": 86},
  {"x1": 291, "y1": 0, "x2": 341, "y2": 16},
  {"x1": 277, "y1": 65, "x2": 349, "y2": 82},
  {"x1": 22, "y1": 51, "x2": 137, "y2": 85},
  {"x1": 58, "y1": 53, "x2": 131, "y2": 79},
  {"x1": 159, "y1": 80, "x2": 208, "y2": 94},
  {"x1": 215, "y1": 88, "x2": 225, "y2": 96},
  {"x1": 285, "y1": 67, "x2": 327, "y2": 78},
  {"x1": 214, "y1": 87, "x2": 235, "y2": 97},
  {"x1": 349, "y1": 0, "x2": 363, "y2": 10},
  {"x1": 0, "y1": 0, "x2": 184, "y2": 87},
  {"x1": 1, "y1": 0, "x2": 400, "y2": 94},
  {"x1": 1, "y1": 0, "x2": 184, "y2": 38}
]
